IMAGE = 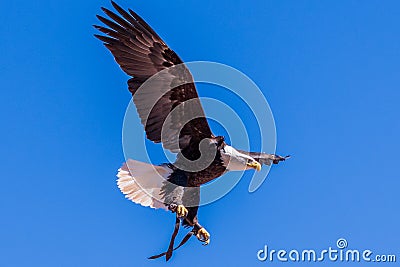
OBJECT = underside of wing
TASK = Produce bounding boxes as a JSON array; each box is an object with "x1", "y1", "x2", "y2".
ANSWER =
[{"x1": 94, "y1": 1, "x2": 213, "y2": 152}]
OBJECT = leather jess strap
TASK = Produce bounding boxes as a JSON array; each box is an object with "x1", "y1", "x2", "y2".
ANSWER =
[{"x1": 148, "y1": 217, "x2": 196, "y2": 261}]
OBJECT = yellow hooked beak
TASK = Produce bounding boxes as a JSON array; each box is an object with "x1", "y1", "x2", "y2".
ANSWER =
[{"x1": 247, "y1": 161, "x2": 262, "y2": 171}]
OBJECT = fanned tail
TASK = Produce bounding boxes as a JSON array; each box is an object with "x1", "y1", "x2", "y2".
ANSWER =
[{"x1": 116, "y1": 159, "x2": 172, "y2": 210}]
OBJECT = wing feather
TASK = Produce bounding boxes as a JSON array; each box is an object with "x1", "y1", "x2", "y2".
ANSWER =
[
  {"x1": 237, "y1": 150, "x2": 290, "y2": 165},
  {"x1": 94, "y1": 1, "x2": 213, "y2": 152}
]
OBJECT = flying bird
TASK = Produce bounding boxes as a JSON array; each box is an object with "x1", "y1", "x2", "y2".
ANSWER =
[{"x1": 94, "y1": 1, "x2": 289, "y2": 261}]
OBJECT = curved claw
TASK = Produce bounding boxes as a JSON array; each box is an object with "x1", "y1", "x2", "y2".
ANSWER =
[
  {"x1": 176, "y1": 205, "x2": 188, "y2": 218},
  {"x1": 196, "y1": 227, "x2": 210, "y2": 246}
]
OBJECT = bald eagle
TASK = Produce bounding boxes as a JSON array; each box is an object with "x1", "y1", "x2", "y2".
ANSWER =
[{"x1": 94, "y1": 1, "x2": 288, "y2": 261}]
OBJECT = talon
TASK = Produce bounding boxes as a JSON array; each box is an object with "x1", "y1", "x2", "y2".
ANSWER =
[
  {"x1": 196, "y1": 227, "x2": 210, "y2": 245},
  {"x1": 176, "y1": 205, "x2": 188, "y2": 218}
]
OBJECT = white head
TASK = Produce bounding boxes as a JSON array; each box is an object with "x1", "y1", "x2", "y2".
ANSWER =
[{"x1": 220, "y1": 145, "x2": 262, "y2": 171}]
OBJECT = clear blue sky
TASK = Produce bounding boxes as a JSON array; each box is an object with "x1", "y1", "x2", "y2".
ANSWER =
[{"x1": 1, "y1": 0, "x2": 399, "y2": 266}]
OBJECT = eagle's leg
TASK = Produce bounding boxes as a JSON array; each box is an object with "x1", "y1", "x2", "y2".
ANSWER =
[
  {"x1": 168, "y1": 203, "x2": 188, "y2": 218},
  {"x1": 176, "y1": 205, "x2": 188, "y2": 218},
  {"x1": 193, "y1": 223, "x2": 210, "y2": 246},
  {"x1": 197, "y1": 228, "x2": 210, "y2": 246}
]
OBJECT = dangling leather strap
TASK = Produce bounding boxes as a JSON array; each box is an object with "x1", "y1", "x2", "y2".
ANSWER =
[
  {"x1": 148, "y1": 222, "x2": 196, "y2": 261},
  {"x1": 166, "y1": 216, "x2": 180, "y2": 260}
]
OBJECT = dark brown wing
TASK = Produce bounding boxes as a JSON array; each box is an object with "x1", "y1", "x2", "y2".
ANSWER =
[
  {"x1": 94, "y1": 1, "x2": 213, "y2": 152},
  {"x1": 237, "y1": 150, "x2": 290, "y2": 165}
]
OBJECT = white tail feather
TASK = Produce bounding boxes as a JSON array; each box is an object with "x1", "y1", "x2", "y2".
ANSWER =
[{"x1": 116, "y1": 159, "x2": 172, "y2": 210}]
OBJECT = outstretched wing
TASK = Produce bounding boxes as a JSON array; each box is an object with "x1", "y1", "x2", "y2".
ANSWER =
[
  {"x1": 238, "y1": 150, "x2": 290, "y2": 166},
  {"x1": 94, "y1": 1, "x2": 213, "y2": 152}
]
